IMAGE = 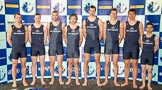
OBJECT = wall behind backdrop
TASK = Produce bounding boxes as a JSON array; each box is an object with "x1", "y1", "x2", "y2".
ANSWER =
[{"x1": 0, "y1": 0, "x2": 162, "y2": 85}]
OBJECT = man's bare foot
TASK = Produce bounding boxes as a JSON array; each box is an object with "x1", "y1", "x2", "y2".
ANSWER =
[
  {"x1": 133, "y1": 83, "x2": 138, "y2": 88},
  {"x1": 30, "y1": 80, "x2": 36, "y2": 86},
  {"x1": 97, "y1": 82, "x2": 102, "y2": 87},
  {"x1": 76, "y1": 80, "x2": 80, "y2": 85},
  {"x1": 41, "y1": 80, "x2": 46, "y2": 86},
  {"x1": 59, "y1": 80, "x2": 64, "y2": 85},
  {"x1": 49, "y1": 79, "x2": 54, "y2": 85},
  {"x1": 139, "y1": 84, "x2": 145, "y2": 89},
  {"x1": 147, "y1": 85, "x2": 152, "y2": 90},
  {"x1": 65, "y1": 80, "x2": 71, "y2": 85},
  {"x1": 82, "y1": 81, "x2": 87, "y2": 86},
  {"x1": 121, "y1": 82, "x2": 129, "y2": 87},
  {"x1": 23, "y1": 81, "x2": 28, "y2": 86},
  {"x1": 101, "y1": 80, "x2": 108, "y2": 86},
  {"x1": 114, "y1": 81, "x2": 120, "y2": 86},
  {"x1": 12, "y1": 82, "x2": 17, "y2": 88}
]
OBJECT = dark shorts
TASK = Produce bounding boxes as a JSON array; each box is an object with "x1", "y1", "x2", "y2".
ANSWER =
[
  {"x1": 49, "y1": 43, "x2": 64, "y2": 56},
  {"x1": 84, "y1": 41, "x2": 100, "y2": 54},
  {"x1": 123, "y1": 45, "x2": 139, "y2": 59},
  {"x1": 67, "y1": 52, "x2": 79, "y2": 58},
  {"x1": 31, "y1": 44, "x2": 45, "y2": 56},
  {"x1": 105, "y1": 42, "x2": 119, "y2": 54},
  {"x1": 12, "y1": 47, "x2": 27, "y2": 59},
  {"x1": 141, "y1": 53, "x2": 154, "y2": 66}
]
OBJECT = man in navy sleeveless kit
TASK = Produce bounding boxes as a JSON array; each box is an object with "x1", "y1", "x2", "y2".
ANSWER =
[
  {"x1": 47, "y1": 11, "x2": 65, "y2": 85},
  {"x1": 121, "y1": 9, "x2": 144, "y2": 88},
  {"x1": 7, "y1": 13, "x2": 28, "y2": 87},
  {"x1": 28, "y1": 13, "x2": 47, "y2": 86},
  {"x1": 139, "y1": 22, "x2": 159, "y2": 90},
  {"x1": 82, "y1": 5, "x2": 103, "y2": 86},
  {"x1": 64, "y1": 14, "x2": 83, "y2": 85},
  {"x1": 102, "y1": 8, "x2": 124, "y2": 86}
]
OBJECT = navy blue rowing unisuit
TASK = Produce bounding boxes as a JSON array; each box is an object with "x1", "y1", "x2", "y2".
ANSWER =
[
  {"x1": 141, "y1": 34, "x2": 155, "y2": 65},
  {"x1": 31, "y1": 24, "x2": 45, "y2": 56},
  {"x1": 123, "y1": 21, "x2": 140, "y2": 59},
  {"x1": 67, "y1": 25, "x2": 80, "y2": 58},
  {"x1": 105, "y1": 20, "x2": 120, "y2": 54},
  {"x1": 11, "y1": 25, "x2": 26, "y2": 59},
  {"x1": 84, "y1": 17, "x2": 100, "y2": 54},
  {"x1": 48, "y1": 22, "x2": 64, "y2": 56}
]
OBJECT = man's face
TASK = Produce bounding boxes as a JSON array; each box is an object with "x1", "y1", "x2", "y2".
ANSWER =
[
  {"x1": 14, "y1": 15, "x2": 22, "y2": 23},
  {"x1": 146, "y1": 25, "x2": 153, "y2": 33},
  {"x1": 110, "y1": 10, "x2": 117, "y2": 19},
  {"x1": 70, "y1": 16, "x2": 77, "y2": 24},
  {"x1": 52, "y1": 12, "x2": 59, "y2": 21},
  {"x1": 128, "y1": 11, "x2": 136, "y2": 20},
  {"x1": 89, "y1": 8, "x2": 96, "y2": 16},
  {"x1": 34, "y1": 15, "x2": 41, "y2": 23}
]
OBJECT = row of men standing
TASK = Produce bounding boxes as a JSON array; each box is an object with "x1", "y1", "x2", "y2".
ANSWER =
[{"x1": 7, "y1": 5, "x2": 158, "y2": 90}]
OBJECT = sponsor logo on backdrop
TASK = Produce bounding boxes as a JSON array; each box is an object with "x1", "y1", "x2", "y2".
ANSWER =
[
  {"x1": 88, "y1": 65, "x2": 95, "y2": 75},
  {"x1": 147, "y1": 1, "x2": 160, "y2": 13},
  {"x1": 159, "y1": 72, "x2": 162, "y2": 76},
  {"x1": 146, "y1": 20, "x2": 159, "y2": 26},
  {"x1": 0, "y1": 68, "x2": 6, "y2": 81},
  {"x1": 118, "y1": 63, "x2": 124, "y2": 75},
  {"x1": 0, "y1": 57, "x2": 6, "y2": 60},
  {"x1": 160, "y1": 57, "x2": 162, "y2": 62},
  {"x1": 116, "y1": 3, "x2": 127, "y2": 13},
  {"x1": 84, "y1": 3, "x2": 92, "y2": 14},
  {"x1": 22, "y1": 2, "x2": 34, "y2": 13},
  {"x1": 53, "y1": 3, "x2": 65, "y2": 13},
  {"x1": 54, "y1": 65, "x2": 65, "y2": 74},
  {"x1": 26, "y1": 65, "x2": 32, "y2": 75},
  {"x1": 0, "y1": 1, "x2": 3, "y2": 12},
  {"x1": 22, "y1": 20, "x2": 33, "y2": 26}
]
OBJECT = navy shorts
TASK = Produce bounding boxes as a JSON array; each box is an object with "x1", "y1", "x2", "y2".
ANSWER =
[
  {"x1": 31, "y1": 44, "x2": 45, "y2": 56},
  {"x1": 12, "y1": 47, "x2": 27, "y2": 59}
]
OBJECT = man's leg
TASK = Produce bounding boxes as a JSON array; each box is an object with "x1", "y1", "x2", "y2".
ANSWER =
[
  {"x1": 139, "y1": 65, "x2": 146, "y2": 89},
  {"x1": 82, "y1": 53, "x2": 90, "y2": 86},
  {"x1": 12, "y1": 59, "x2": 18, "y2": 87},
  {"x1": 94, "y1": 53, "x2": 102, "y2": 86},
  {"x1": 102, "y1": 54, "x2": 110, "y2": 86},
  {"x1": 20, "y1": 58, "x2": 28, "y2": 86},
  {"x1": 74, "y1": 59, "x2": 80, "y2": 85},
  {"x1": 65, "y1": 58, "x2": 73, "y2": 85},
  {"x1": 132, "y1": 59, "x2": 138, "y2": 88},
  {"x1": 49, "y1": 56, "x2": 55, "y2": 85},
  {"x1": 57, "y1": 55, "x2": 64, "y2": 85},
  {"x1": 147, "y1": 65, "x2": 153, "y2": 90},
  {"x1": 39, "y1": 55, "x2": 46, "y2": 85},
  {"x1": 113, "y1": 54, "x2": 120, "y2": 86},
  {"x1": 30, "y1": 56, "x2": 37, "y2": 86},
  {"x1": 121, "y1": 59, "x2": 130, "y2": 87}
]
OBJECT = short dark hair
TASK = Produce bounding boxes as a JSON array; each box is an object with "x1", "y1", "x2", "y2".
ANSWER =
[
  {"x1": 89, "y1": 5, "x2": 96, "y2": 11},
  {"x1": 110, "y1": 8, "x2": 117, "y2": 14},
  {"x1": 69, "y1": 14, "x2": 78, "y2": 20},
  {"x1": 146, "y1": 22, "x2": 154, "y2": 28},
  {"x1": 128, "y1": 9, "x2": 136, "y2": 14},
  {"x1": 34, "y1": 13, "x2": 41, "y2": 18},
  {"x1": 14, "y1": 12, "x2": 21, "y2": 18},
  {"x1": 52, "y1": 10, "x2": 58, "y2": 14}
]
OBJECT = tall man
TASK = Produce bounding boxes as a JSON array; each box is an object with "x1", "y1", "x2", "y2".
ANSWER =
[
  {"x1": 121, "y1": 9, "x2": 144, "y2": 88},
  {"x1": 47, "y1": 11, "x2": 65, "y2": 85},
  {"x1": 28, "y1": 13, "x2": 47, "y2": 86},
  {"x1": 7, "y1": 13, "x2": 28, "y2": 87},
  {"x1": 102, "y1": 8, "x2": 124, "y2": 86},
  {"x1": 82, "y1": 5, "x2": 103, "y2": 86}
]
